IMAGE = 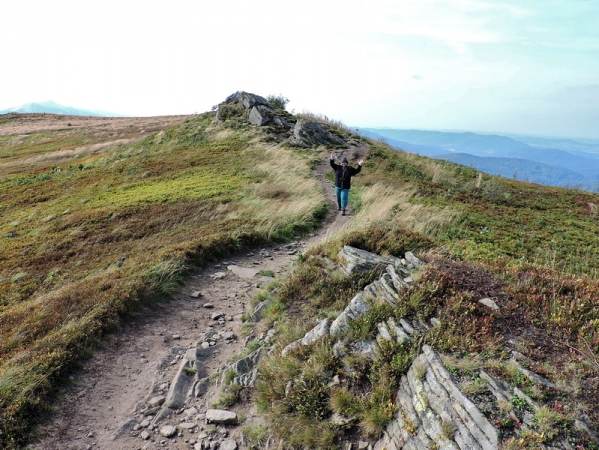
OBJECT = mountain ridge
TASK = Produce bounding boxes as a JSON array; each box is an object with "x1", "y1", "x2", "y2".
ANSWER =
[{"x1": 360, "y1": 127, "x2": 599, "y2": 192}]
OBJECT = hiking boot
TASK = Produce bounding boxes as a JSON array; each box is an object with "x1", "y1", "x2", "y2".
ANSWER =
[
  {"x1": 338, "y1": 206, "x2": 341, "y2": 211},
  {"x1": 342, "y1": 209, "x2": 346, "y2": 216}
]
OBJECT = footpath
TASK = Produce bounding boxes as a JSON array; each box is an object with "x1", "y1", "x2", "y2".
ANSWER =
[{"x1": 30, "y1": 155, "x2": 360, "y2": 450}]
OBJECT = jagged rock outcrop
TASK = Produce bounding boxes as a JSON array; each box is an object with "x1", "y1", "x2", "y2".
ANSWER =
[
  {"x1": 215, "y1": 91, "x2": 293, "y2": 131},
  {"x1": 374, "y1": 345, "x2": 499, "y2": 450},
  {"x1": 277, "y1": 246, "x2": 596, "y2": 449},
  {"x1": 216, "y1": 346, "x2": 264, "y2": 387},
  {"x1": 282, "y1": 246, "x2": 426, "y2": 354},
  {"x1": 214, "y1": 91, "x2": 347, "y2": 148},
  {"x1": 286, "y1": 118, "x2": 345, "y2": 147}
]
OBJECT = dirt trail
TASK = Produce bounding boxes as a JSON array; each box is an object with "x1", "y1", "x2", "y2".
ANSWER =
[{"x1": 30, "y1": 147, "x2": 367, "y2": 450}]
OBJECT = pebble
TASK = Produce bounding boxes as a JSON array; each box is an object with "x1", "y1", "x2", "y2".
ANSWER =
[{"x1": 160, "y1": 424, "x2": 177, "y2": 437}]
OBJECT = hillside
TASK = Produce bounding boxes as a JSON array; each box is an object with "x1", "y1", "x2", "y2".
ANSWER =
[
  {"x1": 436, "y1": 153, "x2": 585, "y2": 187},
  {"x1": 360, "y1": 128, "x2": 599, "y2": 192},
  {"x1": 1, "y1": 94, "x2": 599, "y2": 449}
]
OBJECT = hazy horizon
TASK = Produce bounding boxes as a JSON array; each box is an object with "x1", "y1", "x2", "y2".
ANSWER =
[{"x1": 3, "y1": 98, "x2": 599, "y2": 144}]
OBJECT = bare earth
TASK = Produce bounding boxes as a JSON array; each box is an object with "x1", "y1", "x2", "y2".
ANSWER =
[{"x1": 25, "y1": 119, "x2": 368, "y2": 450}]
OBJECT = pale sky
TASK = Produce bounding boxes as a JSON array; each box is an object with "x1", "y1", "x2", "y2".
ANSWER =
[{"x1": 2, "y1": 0, "x2": 599, "y2": 139}]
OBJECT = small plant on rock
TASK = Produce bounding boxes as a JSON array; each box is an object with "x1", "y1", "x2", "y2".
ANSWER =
[
  {"x1": 183, "y1": 366, "x2": 198, "y2": 376},
  {"x1": 441, "y1": 418, "x2": 457, "y2": 440}
]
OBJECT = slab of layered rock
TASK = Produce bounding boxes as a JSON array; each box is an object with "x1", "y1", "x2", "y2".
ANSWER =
[{"x1": 374, "y1": 345, "x2": 499, "y2": 450}]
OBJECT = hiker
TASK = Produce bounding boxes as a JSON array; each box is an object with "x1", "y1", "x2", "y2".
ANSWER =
[{"x1": 330, "y1": 152, "x2": 364, "y2": 216}]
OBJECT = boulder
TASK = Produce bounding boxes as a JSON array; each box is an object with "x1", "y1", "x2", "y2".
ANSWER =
[
  {"x1": 248, "y1": 105, "x2": 274, "y2": 126},
  {"x1": 286, "y1": 119, "x2": 345, "y2": 147},
  {"x1": 205, "y1": 409, "x2": 238, "y2": 425}
]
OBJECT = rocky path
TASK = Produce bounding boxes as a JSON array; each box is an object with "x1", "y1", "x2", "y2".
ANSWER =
[{"x1": 30, "y1": 149, "x2": 367, "y2": 450}]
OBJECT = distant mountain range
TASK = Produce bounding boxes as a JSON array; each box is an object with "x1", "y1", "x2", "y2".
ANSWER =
[
  {"x1": 358, "y1": 128, "x2": 599, "y2": 192},
  {"x1": 0, "y1": 101, "x2": 121, "y2": 117}
]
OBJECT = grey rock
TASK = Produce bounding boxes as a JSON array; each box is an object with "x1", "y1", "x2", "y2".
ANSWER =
[
  {"x1": 301, "y1": 318, "x2": 331, "y2": 345},
  {"x1": 281, "y1": 338, "x2": 302, "y2": 357},
  {"x1": 248, "y1": 105, "x2": 273, "y2": 126},
  {"x1": 478, "y1": 297, "x2": 500, "y2": 311},
  {"x1": 387, "y1": 264, "x2": 411, "y2": 292},
  {"x1": 339, "y1": 246, "x2": 401, "y2": 275},
  {"x1": 159, "y1": 424, "x2": 177, "y2": 437},
  {"x1": 331, "y1": 413, "x2": 354, "y2": 426},
  {"x1": 220, "y1": 439, "x2": 238, "y2": 450},
  {"x1": 509, "y1": 358, "x2": 556, "y2": 388},
  {"x1": 574, "y1": 417, "x2": 599, "y2": 445},
  {"x1": 111, "y1": 418, "x2": 137, "y2": 440},
  {"x1": 286, "y1": 119, "x2": 345, "y2": 148},
  {"x1": 245, "y1": 299, "x2": 271, "y2": 323},
  {"x1": 330, "y1": 291, "x2": 372, "y2": 337},
  {"x1": 205, "y1": 409, "x2": 238, "y2": 425},
  {"x1": 222, "y1": 331, "x2": 236, "y2": 340},
  {"x1": 332, "y1": 342, "x2": 347, "y2": 358},
  {"x1": 233, "y1": 368, "x2": 258, "y2": 387},
  {"x1": 404, "y1": 251, "x2": 425, "y2": 268},
  {"x1": 217, "y1": 346, "x2": 263, "y2": 387},
  {"x1": 351, "y1": 340, "x2": 380, "y2": 360},
  {"x1": 147, "y1": 395, "x2": 166, "y2": 408},
  {"x1": 193, "y1": 377, "x2": 209, "y2": 397},
  {"x1": 399, "y1": 318, "x2": 416, "y2": 335},
  {"x1": 184, "y1": 406, "x2": 199, "y2": 417},
  {"x1": 143, "y1": 406, "x2": 161, "y2": 416},
  {"x1": 222, "y1": 91, "x2": 268, "y2": 109},
  {"x1": 164, "y1": 352, "x2": 202, "y2": 409},
  {"x1": 373, "y1": 346, "x2": 500, "y2": 450}
]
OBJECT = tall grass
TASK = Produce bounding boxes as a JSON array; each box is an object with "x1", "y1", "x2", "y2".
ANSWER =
[{"x1": 237, "y1": 143, "x2": 327, "y2": 239}]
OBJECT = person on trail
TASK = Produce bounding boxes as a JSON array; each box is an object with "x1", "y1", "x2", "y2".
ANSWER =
[{"x1": 330, "y1": 152, "x2": 364, "y2": 216}]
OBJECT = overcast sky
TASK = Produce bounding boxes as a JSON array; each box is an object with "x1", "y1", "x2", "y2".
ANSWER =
[{"x1": 2, "y1": 0, "x2": 599, "y2": 139}]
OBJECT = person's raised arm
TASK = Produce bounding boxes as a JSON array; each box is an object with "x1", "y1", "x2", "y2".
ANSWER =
[{"x1": 329, "y1": 152, "x2": 337, "y2": 169}]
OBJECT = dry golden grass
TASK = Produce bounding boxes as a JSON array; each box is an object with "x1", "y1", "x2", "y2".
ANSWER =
[
  {"x1": 233, "y1": 143, "x2": 326, "y2": 238},
  {"x1": 326, "y1": 182, "x2": 459, "y2": 242}
]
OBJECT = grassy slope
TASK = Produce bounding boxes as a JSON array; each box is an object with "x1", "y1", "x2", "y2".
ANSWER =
[
  {"x1": 254, "y1": 133, "x2": 599, "y2": 449},
  {"x1": 0, "y1": 113, "x2": 326, "y2": 447},
  {"x1": 2, "y1": 109, "x2": 598, "y2": 448}
]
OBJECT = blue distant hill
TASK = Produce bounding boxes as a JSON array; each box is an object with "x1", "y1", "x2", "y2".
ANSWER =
[
  {"x1": 358, "y1": 128, "x2": 599, "y2": 192},
  {"x1": 0, "y1": 101, "x2": 121, "y2": 117}
]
